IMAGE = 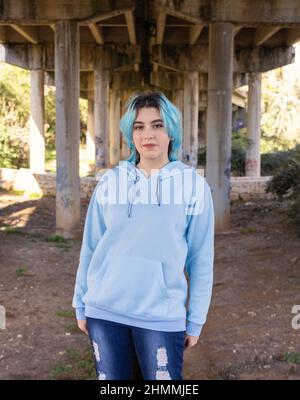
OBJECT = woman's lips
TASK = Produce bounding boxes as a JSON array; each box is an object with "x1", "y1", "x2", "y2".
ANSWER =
[{"x1": 143, "y1": 144, "x2": 157, "y2": 149}]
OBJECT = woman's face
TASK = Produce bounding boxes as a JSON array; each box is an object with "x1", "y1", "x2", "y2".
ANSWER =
[{"x1": 132, "y1": 107, "x2": 171, "y2": 163}]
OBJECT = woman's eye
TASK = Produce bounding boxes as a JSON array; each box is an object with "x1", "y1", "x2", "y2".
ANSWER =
[{"x1": 133, "y1": 124, "x2": 164, "y2": 130}]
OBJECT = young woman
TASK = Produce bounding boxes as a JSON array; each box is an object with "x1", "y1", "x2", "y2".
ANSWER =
[{"x1": 72, "y1": 92, "x2": 215, "y2": 380}]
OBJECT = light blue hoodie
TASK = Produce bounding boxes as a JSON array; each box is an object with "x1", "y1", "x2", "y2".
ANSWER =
[{"x1": 72, "y1": 159, "x2": 214, "y2": 337}]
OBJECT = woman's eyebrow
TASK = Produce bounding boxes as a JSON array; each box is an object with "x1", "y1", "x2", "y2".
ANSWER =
[{"x1": 133, "y1": 119, "x2": 164, "y2": 125}]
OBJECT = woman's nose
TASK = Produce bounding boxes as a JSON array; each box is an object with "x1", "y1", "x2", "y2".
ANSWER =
[{"x1": 143, "y1": 126, "x2": 154, "y2": 138}]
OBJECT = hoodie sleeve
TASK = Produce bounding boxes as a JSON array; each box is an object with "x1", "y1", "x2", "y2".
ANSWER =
[
  {"x1": 184, "y1": 176, "x2": 215, "y2": 337},
  {"x1": 72, "y1": 177, "x2": 107, "y2": 320}
]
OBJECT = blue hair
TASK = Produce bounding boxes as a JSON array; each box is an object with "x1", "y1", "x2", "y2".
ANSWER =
[{"x1": 119, "y1": 91, "x2": 182, "y2": 165}]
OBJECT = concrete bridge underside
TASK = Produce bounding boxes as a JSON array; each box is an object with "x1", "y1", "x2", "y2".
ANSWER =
[{"x1": 0, "y1": 0, "x2": 299, "y2": 236}]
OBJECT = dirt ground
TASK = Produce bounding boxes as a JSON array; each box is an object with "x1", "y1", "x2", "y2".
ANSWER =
[{"x1": 0, "y1": 187, "x2": 299, "y2": 380}]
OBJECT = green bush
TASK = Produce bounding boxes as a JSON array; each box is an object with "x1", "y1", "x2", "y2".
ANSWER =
[
  {"x1": 198, "y1": 129, "x2": 248, "y2": 175},
  {"x1": 231, "y1": 129, "x2": 247, "y2": 176},
  {"x1": 0, "y1": 125, "x2": 29, "y2": 168},
  {"x1": 266, "y1": 155, "x2": 300, "y2": 228},
  {"x1": 198, "y1": 132, "x2": 300, "y2": 177},
  {"x1": 0, "y1": 64, "x2": 88, "y2": 171},
  {"x1": 230, "y1": 130, "x2": 300, "y2": 176},
  {"x1": 266, "y1": 159, "x2": 300, "y2": 199},
  {"x1": 261, "y1": 144, "x2": 300, "y2": 176}
]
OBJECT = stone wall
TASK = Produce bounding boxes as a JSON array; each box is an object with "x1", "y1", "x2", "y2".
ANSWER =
[
  {"x1": 0, "y1": 167, "x2": 275, "y2": 201},
  {"x1": 230, "y1": 176, "x2": 274, "y2": 200}
]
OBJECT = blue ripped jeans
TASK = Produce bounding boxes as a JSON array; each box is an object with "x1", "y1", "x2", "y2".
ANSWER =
[{"x1": 86, "y1": 317, "x2": 186, "y2": 380}]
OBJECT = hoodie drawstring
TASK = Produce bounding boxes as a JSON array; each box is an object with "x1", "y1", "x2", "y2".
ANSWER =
[
  {"x1": 156, "y1": 172, "x2": 162, "y2": 207},
  {"x1": 127, "y1": 170, "x2": 162, "y2": 218},
  {"x1": 128, "y1": 169, "x2": 139, "y2": 218}
]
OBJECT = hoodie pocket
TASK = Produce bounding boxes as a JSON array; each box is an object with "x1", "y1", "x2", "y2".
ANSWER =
[{"x1": 90, "y1": 253, "x2": 169, "y2": 319}]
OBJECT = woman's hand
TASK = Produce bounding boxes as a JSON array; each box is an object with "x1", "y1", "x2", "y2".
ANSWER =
[
  {"x1": 77, "y1": 319, "x2": 89, "y2": 335},
  {"x1": 184, "y1": 334, "x2": 199, "y2": 350}
]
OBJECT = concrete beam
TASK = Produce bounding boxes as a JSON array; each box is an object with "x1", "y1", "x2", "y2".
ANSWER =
[
  {"x1": 125, "y1": 9, "x2": 136, "y2": 44},
  {"x1": 3, "y1": 1, "x2": 299, "y2": 26},
  {"x1": 157, "y1": 10, "x2": 167, "y2": 44},
  {"x1": 286, "y1": 28, "x2": 300, "y2": 45},
  {"x1": 111, "y1": 71, "x2": 144, "y2": 90},
  {"x1": 150, "y1": 71, "x2": 183, "y2": 90},
  {"x1": 149, "y1": 9, "x2": 167, "y2": 72},
  {"x1": 189, "y1": 24, "x2": 204, "y2": 45},
  {"x1": 151, "y1": 71, "x2": 247, "y2": 90},
  {"x1": 235, "y1": 45, "x2": 295, "y2": 72},
  {"x1": 124, "y1": 9, "x2": 138, "y2": 72},
  {"x1": 11, "y1": 24, "x2": 39, "y2": 44},
  {"x1": 232, "y1": 91, "x2": 246, "y2": 108},
  {"x1": 233, "y1": 72, "x2": 248, "y2": 88},
  {"x1": 47, "y1": 70, "x2": 143, "y2": 98},
  {"x1": 0, "y1": 43, "x2": 141, "y2": 71},
  {"x1": 88, "y1": 23, "x2": 104, "y2": 44},
  {"x1": 234, "y1": 26, "x2": 242, "y2": 36},
  {"x1": 82, "y1": 6, "x2": 134, "y2": 24},
  {"x1": 152, "y1": 44, "x2": 295, "y2": 72},
  {"x1": 89, "y1": 70, "x2": 245, "y2": 92},
  {"x1": 0, "y1": 26, "x2": 6, "y2": 43},
  {"x1": 50, "y1": 68, "x2": 247, "y2": 101},
  {"x1": 254, "y1": 27, "x2": 281, "y2": 46},
  {"x1": 162, "y1": 1, "x2": 300, "y2": 25},
  {"x1": 0, "y1": 0, "x2": 135, "y2": 22}
]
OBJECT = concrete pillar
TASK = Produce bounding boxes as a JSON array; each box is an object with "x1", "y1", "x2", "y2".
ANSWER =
[
  {"x1": 172, "y1": 88, "x2": 184, "y2": 115},
  {"x1": 30, "y1": 68, "x2": 45, "y2": 173},
  {"x1": 183, "y1": 71, "x2": 199, "y2": 168},
  {"x1": 198, "y1": 109, "x2": 207, "y2": 156},
  {"x1": 87, "y1": 73, "x2": 95, "y2": 174},
  {"x1": 94, "y1": 67, "x2": 109, "y2": 170},
  {"x1": 246, "y1": 72, "x2": 261, "y2": 177},
  {"x1": 121, "y1": 133, "x2": 130, "y2": 160},
  {"x1": 55, "y1": 20, "x2": 80, "y2": 239},
  {"x1": 109, "y1": 89, "x2": 121, "y2": 166},
  {"x1": 121, "y1": 90, "x2": 130, "y2": 160},
  {"x1": 206, "y1": 23, "x2": 234, "y2": 232},
  {"x1": 172, "y1": 88, "x2": 184, "y2": 160}
]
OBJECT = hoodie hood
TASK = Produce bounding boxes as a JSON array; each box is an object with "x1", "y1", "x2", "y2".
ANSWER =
[{"x1": 116, "y1": 160, "x2": 192, "y2": 218}]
